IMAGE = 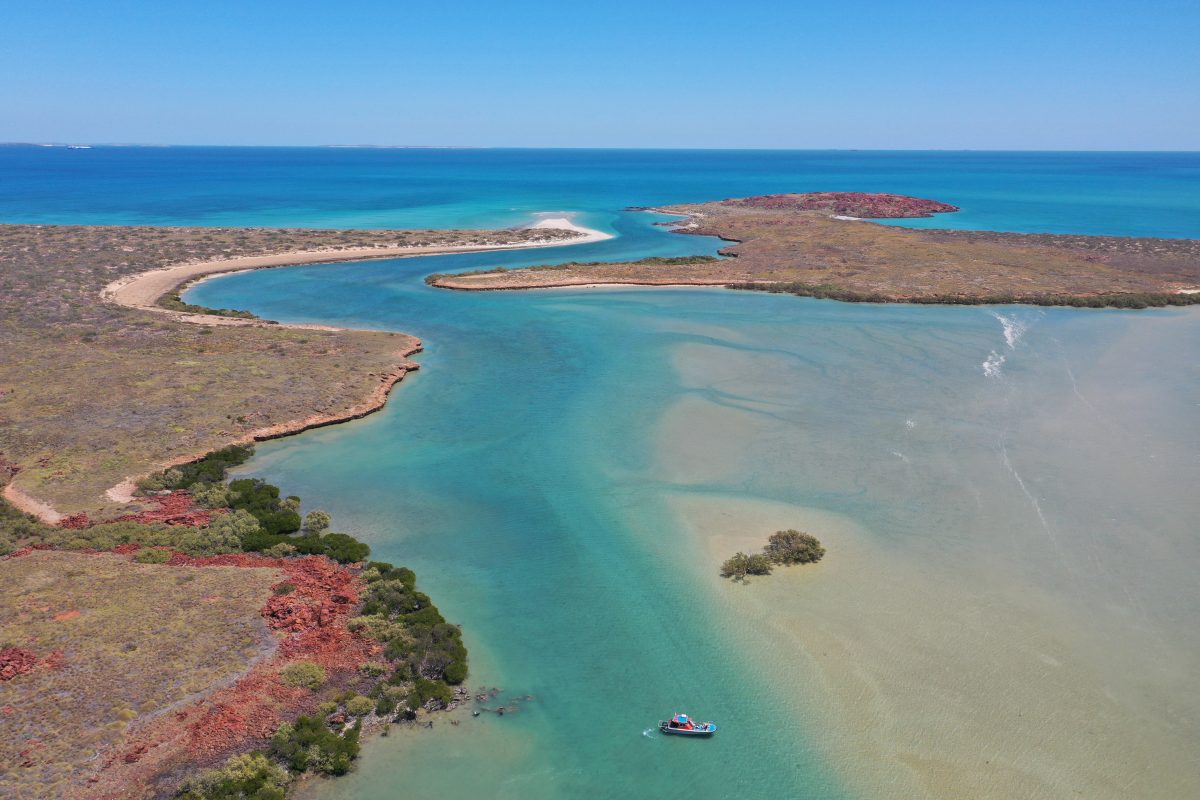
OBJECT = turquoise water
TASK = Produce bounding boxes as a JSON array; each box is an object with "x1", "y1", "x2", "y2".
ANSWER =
[
  {"x1": 2, "y1": 147, "x2": 1200, "y2": 237},
  {"x1": 189, "y1": 237, "x2": 1200, "y2": 796},
  {"x1": 190, "y1": 222, "x2": 848, "y2": 797},
  {"x1": 7, "y1": 148, "x2": 1199, "y2": 796}
]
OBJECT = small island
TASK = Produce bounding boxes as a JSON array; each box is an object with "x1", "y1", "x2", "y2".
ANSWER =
[
  {"x1": 721, "y1": 529, "x2": 826, "y2": 581},
  {"x1": 428, "y1": 192, "x2": 1200, "y2": 307}
]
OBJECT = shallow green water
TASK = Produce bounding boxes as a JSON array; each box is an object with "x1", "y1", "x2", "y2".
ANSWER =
[{"x1": 191, "y1": 217, "x2": 1200, "y2": 797}]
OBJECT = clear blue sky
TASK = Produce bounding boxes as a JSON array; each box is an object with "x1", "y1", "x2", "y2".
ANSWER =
[{"x1": 3, "y1": 0, "x2": 1197, "y2": 149}]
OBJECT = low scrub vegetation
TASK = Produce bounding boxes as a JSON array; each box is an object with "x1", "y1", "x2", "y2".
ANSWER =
[
  {"x1": 0, "y1": 550, "x2": 279, "y2": 797},
  {"x1": 280, "y1": 661, "x2": 327, "y2": 690},
  {"x1": 128, "y1": 445, "x2": 373, "y2": 564},
  {"x1": 722, "y1": 529, "x2": 825, "y2": 581},
  {"x1": 728, "y1": 281, "x2": 1200, "y2": 309},
  {"x1": 426, "y1": 255, "x2": 722, "y2": 284},
  {"x1": 159, "y1": 290, "x2": 258, "y2": 319},
  {"x1": 177, "y1": 752, "x2": 289, "y2": 800},
  {"x1": 2, "y1": 441, "x2": 469, "y2": 799}
]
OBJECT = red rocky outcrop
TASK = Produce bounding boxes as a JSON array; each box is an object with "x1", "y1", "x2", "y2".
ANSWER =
[
  {"x1": 727, "y1": 192, "x2": 959, "y2": 218},
  {"x1": 0, "y1": 648, "x2": 39, "y2": 681},
  {"x1": 89, "y1": 553, "x2": 380, "y2": 794},
  {"x1": 114, "y1": 490, "x2": 214, "y2": 527},
  {"x1": 58, "y1": 512, "x2": 91, "y2": 529}
]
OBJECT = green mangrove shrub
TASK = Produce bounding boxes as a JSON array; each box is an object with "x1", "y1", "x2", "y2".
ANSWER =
[
  {"x1": 763, "y1": 529, "x2": 826, "y2": 565},
  {"x1": 727, "y1": 281, "x2": 1200, "y2": 309},
  {"x1": 176, "y1": 752, "x2": 288, "y2": 800},
  {"x1": 355, "y1": 561, "x2": 468, "y2": 707},
  {"x1": 270, "y1": 716, "x2": 360, "y2": 776},
  {"x1": 720, "y1": 552, "x2": 773, "y2": 579},
  {"x1": 140, "y1": 445, "x2": 255, "y2": 494},
  {"x1": 279, "y1": 661, "x2": 327, "y2": 690},
  {"x1": 303, "y1": 510, "x2": 331, "y2": 533},
  {"x1": 344, "y1": 694, "x2": 375, "y2": 717},
  {"x1": 722, "y1": 529, "x2": 826, "y2": 580}
]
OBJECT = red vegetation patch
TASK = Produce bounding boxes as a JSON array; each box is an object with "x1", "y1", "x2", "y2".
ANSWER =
[
  {"x1": 727, "y1": 192, "x2": 959, "y2": 218},
  {"x1": 58, "y1": 512, "x2": 91, "y2": 529},
  {"x1": 0, "y1": 648, "x2": 39, "y2": 681},
  {"x1": 114, "y1": 490, "x2": 214, "y2": 527},
  {"x1": 85, "y1": 554, "x2": 380, "y2": 794},
  {"x1": 52, "y1": 609, "x2": 81, "y2": 621}
]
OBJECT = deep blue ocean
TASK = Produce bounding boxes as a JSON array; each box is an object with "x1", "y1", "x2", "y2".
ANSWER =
[
  {"x1": 4, "y1": 147, "x2": 1198, "y2": 799},
  {"x1": 2, "y1": 146, "x2": 1198, "y2": 236}
]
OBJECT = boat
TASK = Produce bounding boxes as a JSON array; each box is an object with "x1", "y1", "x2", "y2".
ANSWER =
[{"x1": 658, "y1": 712, "x2": 716, "y2": 736}]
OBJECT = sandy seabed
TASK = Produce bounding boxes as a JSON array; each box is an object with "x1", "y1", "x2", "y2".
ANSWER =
[{"x1": 655, "y1": 312, "x2": 1200, "y2": 800}]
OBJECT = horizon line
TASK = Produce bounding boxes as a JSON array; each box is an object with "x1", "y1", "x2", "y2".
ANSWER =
[{"x1": 2, "y1": 142, "x2": 1199, "y2": 154}]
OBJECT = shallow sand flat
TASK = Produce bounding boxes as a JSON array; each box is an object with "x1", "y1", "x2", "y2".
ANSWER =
[
  {"x1": 669, "y1": 493, "x2": 1199, "y2": 799},
  {"x1": 654, "y1": 308, "x2": 1200, "y2": 799}
]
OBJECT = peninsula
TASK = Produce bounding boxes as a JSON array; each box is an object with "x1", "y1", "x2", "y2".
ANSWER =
[
  {"x1": 428, "y1": 193, "x2": 1200, "y2": 306},
  {"x1": 0, "y1": 220, "x2": 599, "y2": 520}
]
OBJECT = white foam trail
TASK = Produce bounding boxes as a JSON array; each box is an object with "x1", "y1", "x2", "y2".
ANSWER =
[
  {"x1": 989, "y1": 311, "x2": 1029, "y2": 350},
  {"x1": 905, "y1": 419, "x2": 915, "y2": 429},
  {"x1": 891, "y1": 451, "x2": 911, "y2": 464},
  {"x1": 982, "y1": 351, "x2": 1006, "y2": 378},
  {"x1": 981, "y1": 311, "x2": 1034, "y2": 377},
  {"x1": 998, "y1": 444, "x2": 1058, "y2": 550}
]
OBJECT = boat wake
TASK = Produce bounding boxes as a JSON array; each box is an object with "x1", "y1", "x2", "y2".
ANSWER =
[{"x1": 642, "y1": 727, "x2": 658, "y2": 739}]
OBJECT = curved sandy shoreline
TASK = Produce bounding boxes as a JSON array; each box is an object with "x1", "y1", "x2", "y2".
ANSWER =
[
  {"x1": 436, "y1": 277, "x2": 737, "y2": 291},
  {"x1": 102, "y1": 218, "x2": 611, "y2": 326}
]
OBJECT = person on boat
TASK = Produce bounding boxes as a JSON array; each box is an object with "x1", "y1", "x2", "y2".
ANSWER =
[{"x1": 662, "y1": 711, "x2": 715, "y2": 735}]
